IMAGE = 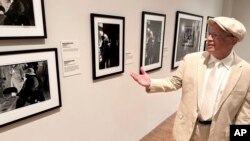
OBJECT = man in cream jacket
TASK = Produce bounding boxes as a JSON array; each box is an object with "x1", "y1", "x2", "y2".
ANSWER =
[{"x1": 131, "y1": 17, "x2": 250, "y2": 141}]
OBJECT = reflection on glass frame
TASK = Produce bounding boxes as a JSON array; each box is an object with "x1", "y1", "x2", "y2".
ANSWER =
[
  {"x1": 172, "y1": 11, "x2": 203, "y2": 69},
  {"x1": 140, "y1": 11, "x2": 166, "y2": 72},
  {"x1": 204, "y1": 16, "x2": 214, "y2": 51},
  {"x1": 0, "y1": 0, "x2": 47, "y2": 39},
  {"x1": 0, "y1": 48, "x2": 61, "y2": 127},
  {"x1": 90, "y1": 13, "x2": 125, "y2": 80}
]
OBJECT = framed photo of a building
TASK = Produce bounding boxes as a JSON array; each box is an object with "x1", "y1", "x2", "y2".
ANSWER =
[
  {"x1": 140, "y1": 11, "x2": 166, "y2": 72},
  {"x1": 90, "y1": 13, "x2": 125, "y2": 80},
  {"x1": 0, "y1": 0, "x2": 47, "y2": 39},
  {"x1": 172, "y1": 11, "x2": 203, "y2": 69},
  {"x1": 0, "y1": 48, "x2": 61, "y2": 127}
]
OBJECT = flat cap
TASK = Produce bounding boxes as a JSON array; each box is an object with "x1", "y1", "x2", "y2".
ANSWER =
[{"x1": 208, "y1": 17, "x2": 247, "y2": 42}]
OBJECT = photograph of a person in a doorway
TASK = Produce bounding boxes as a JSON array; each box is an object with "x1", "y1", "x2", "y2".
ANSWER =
[
  {"x1": 145, "y1": 20, "x2": 162, "y2": 65},
  {"x1": 98, "y1": 23, "x2": 120, "y2": 69}
]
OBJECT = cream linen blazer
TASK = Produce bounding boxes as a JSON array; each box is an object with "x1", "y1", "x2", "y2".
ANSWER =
[{"x1": 147, "y1": 51, "x2": 250, "y2": 141}]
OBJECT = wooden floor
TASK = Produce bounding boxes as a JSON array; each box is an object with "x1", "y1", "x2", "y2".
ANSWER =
[{"x1": 139, "y1": 113, "x2": 176, "y2": 141}]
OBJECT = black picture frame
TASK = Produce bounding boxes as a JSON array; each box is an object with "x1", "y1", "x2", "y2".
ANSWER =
[
  {"x1": 90, "y1": 13, "x2": 125, "y2": 80},
  {"x1": 0, "y1": 0, "x2": 47, "y2": 39},
  {"x1": 204, "y1": 16, "x2": 214, "y2": 51},
  {"x1": 0, "y1": 48, "x2": 61, "y2": 127},
  {"x1": 172, "y1": 11, "x2": 203, "y2": 69},
  {"x1": 140, "y1": 11, "x2": 166, "y2": 72}
]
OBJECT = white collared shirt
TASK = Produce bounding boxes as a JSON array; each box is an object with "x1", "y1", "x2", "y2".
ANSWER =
[{"x1": 199, "y1": 51, "x2": 235, "y2": 120}]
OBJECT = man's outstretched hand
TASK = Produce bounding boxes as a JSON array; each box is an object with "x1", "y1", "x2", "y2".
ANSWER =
[{"x1": 130, "y1": 68, "x2": 151, "y2": 88}]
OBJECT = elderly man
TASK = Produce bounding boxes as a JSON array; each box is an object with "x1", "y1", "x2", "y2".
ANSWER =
[{"x1": 131, "y1": 17, "x2": 250, "y2": 141}]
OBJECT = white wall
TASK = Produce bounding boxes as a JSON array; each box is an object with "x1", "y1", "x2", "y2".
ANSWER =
[
  {"x1": 228, "y1": 0, "x2": 250, "y2": 62},
  {"x1": 0, "y1": 0, "x2": 223, "y2": 141}
]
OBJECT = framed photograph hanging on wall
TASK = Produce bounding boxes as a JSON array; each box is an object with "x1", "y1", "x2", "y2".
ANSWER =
[
  {"x1": 0, "y1": 0, "x2": 47, "y2": 39},
  {"x1": 140, "y1": 11, "x2": 166, "y2": 72},
  {"x1": 172, "y1": 11, "x2": 203, "y2": 69},
  {"x1": 90, "y1": 13, "x2": 125, "y2": 80},
  {"x1": 0, "y1": 48, "x2": 61, "y2": 127}
]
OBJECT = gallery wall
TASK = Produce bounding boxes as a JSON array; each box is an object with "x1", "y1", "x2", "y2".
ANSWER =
[
  {"x1": 229, "y1": 0, "x2": 250, "y2": 62},
  {"x1": 0, "y1": 0, "x2": 225, "y2": 141}
]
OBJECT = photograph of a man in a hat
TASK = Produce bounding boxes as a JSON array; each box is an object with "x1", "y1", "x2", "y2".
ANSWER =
[{"x1": 16, "y1": 67, "x2": 45, "y2": 108}]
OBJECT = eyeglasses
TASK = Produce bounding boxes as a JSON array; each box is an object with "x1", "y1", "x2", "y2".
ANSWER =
[{"x1": 206, "y1": 32, "x2": 234, "y2": 39}]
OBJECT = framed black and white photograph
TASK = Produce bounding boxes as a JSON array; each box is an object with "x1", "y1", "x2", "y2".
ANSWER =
[
  {"x1": 0, "y1": 48, "x2": 61, "y2": 127},
  {"x1": 140, "y1": 11, "x2": 166, "y2": 72},
  {"x1": 90, "y1": 13, "x2": 125, "y2": 80},
  {"x1": 204, "y1": 16, "x2": 214, "y2": 51},
  {"x1": 172, "y1": 11, "x2": 203, "y2": 69},
  {"x1": 0, "y1": 0, "x2": 47, "y2": 39}
]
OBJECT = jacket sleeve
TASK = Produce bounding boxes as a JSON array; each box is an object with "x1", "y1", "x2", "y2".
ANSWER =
[{"x1": 146, "y1": 56, "x2": 185, "y2": 93}]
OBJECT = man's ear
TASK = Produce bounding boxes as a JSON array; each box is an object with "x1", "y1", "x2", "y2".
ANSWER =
[{"x1": 231, "y1": 37, "x2": 238, "y2": 45}]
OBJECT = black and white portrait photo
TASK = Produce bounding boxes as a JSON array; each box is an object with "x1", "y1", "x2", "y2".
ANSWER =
[
  {"x1": 91, "y1": 13, "x2": 124, "y2": 80},
  {"x1": 172, "y1": 11, "x2": 203, "y2": 69},
  {"x1": 0, "y1": 0, "x2": 46, "y2": 39},
  {"x1": 176, "y1": 19, "x2": 201, "y2": 61},
  {"x1": 144, "y1": 20, "x2": 162, "y2": 65},
  {"x1": 140, "y1": 11, "x2": 166, "y2": 72},
  {"x1": 0, "y1": 0, "x2": 35, "y2": 26},
  {"x1": 98, "y1": 23, "x2": 120, "y2": 70}
]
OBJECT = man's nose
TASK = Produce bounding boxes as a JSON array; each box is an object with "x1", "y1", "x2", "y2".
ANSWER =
[{"x1": 206, "y1": 34, "x2": 213, "y2": 40}]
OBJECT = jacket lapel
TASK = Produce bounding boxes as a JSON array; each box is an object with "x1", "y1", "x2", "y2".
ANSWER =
[{"x1": 214, "y1": 54, "x2": 243, "y2": 114}]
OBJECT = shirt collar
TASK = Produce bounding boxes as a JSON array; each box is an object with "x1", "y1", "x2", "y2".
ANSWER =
[{"x1": 208, "y1": 51, "x2": 234, "y2": 70}]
